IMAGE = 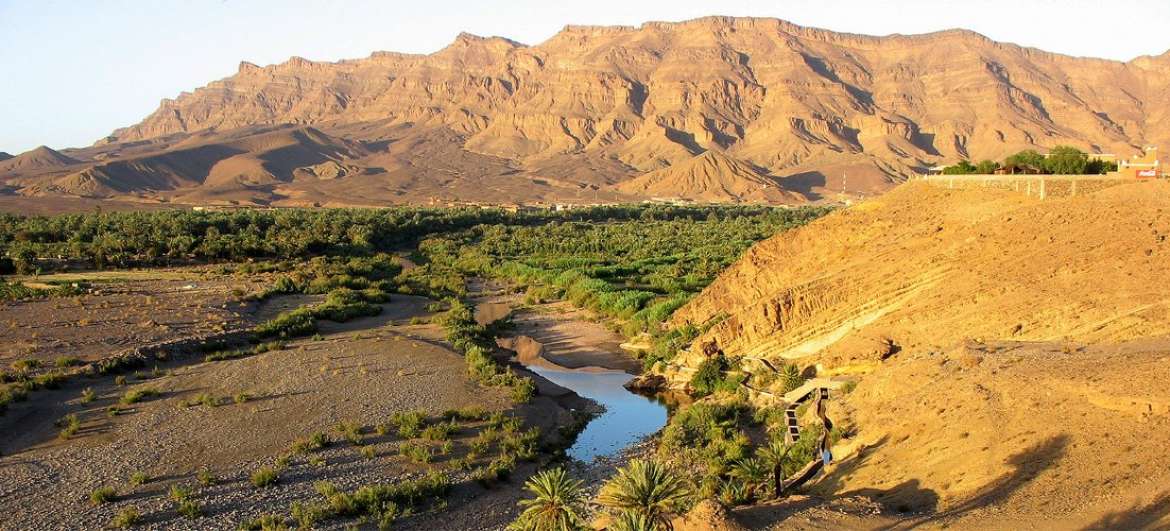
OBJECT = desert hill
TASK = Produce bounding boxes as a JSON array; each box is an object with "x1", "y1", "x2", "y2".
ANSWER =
[
  {"x1": 613, "y1": 150, "x2": 805, "y2": 202},
  {"x1": 6, "y1": 16, "x2": 1170, "y2": 210},
  {"x1": 660, "y1": 181, "x2": 1170, "y2": 527},
  {"x1": 0, "y1": 152, "x2": 12, "y2": 162},
  {"x1": 0, "y1": 146, "x2": 82, "y2": 178}
]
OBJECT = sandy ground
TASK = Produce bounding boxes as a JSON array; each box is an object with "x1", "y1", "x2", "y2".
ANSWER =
[
  {"x1": 0, "y1": 293, "x2": 587, "y2": 530},
  {"x1": 1, "y1": 271, "x2": 252, "y2": 365},
  {"x1": 505, "y1": 301, "x2": 642, "y2": 374}
]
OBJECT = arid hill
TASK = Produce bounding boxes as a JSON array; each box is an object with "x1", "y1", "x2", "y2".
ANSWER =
[
  {"x1": 5, "y1": 16, "x2": 1170, "y2": 210},
  {"x1": 613, "y1": 150, "x2": 803, "y2": 202},
  {"x1": 661, "y1": 181, "x2": 1170, "y2": 527},
  {"x1": 0, "y1": 152, "x2": 13, "y2": 162}
]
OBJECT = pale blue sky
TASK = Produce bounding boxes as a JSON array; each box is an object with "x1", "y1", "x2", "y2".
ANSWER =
[{"x1": 2, "y1": 0, "x2": 1168, "y2": 154}]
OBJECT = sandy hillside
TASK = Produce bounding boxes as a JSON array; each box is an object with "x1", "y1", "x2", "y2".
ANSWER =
[
  {"x1": 661, "y1": 180, "x2": 1170, "y2": 528},
  {"x1": 614, "y1": 151, "x2": 805, "y2": 203}
]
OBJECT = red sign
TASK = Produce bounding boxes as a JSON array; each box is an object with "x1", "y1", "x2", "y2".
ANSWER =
[{"x1": 1137, "y1": 169, "x2": 1158, "y2": 178}]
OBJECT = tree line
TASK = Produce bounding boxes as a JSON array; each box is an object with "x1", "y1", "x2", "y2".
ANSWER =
[{"x1": 940, "y1": 145, "x2": 1118, "y2": 176}]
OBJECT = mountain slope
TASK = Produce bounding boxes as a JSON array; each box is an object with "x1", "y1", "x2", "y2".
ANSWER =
[
  {"x1": 8, "y1": 16, "x2": 1170, "y2": 208},
  {"x1": 614, "y1": 150, "x2": 803, "y2": 202},
  {"x1": 0, "y1": 146, "x2": 81, "y2": 178}
]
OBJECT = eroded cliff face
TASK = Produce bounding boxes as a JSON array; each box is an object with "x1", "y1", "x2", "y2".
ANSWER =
[
  {"x1": 106, "y1": 17, "x2": 1170, "y2": 180},
  {"x1": 668, "y1": 180, "x2": 1170, "y2": 376}
]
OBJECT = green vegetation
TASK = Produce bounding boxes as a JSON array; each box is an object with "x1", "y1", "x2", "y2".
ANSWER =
[
  {"x1": 940, "y1": 145, "x2": 1118, "y2": 175},
  {"x1": 110, "y1": 507, "x2": 142, "y2": 528},
  {"x1": 128, "y1": 471, "x2": 150, "y2": 486},
  {"x1": 89, "y1": 486, "x2": 116, "y2": 505},
  {"x1": 597, "y1": 459, "x2": 691, "y2": 529},
  {"x1": 196, "y1": 469, "x2": 217, "y2": 487},
  {"x1": 57, "y1": 413, "x2": 81, "y2": 439},
  {"x1": 120, "y1": 387, "x2": 159, "y2": 405},
  {"x1": 508, "y1": 467, "x2": 586, "y2": 531},
  {"x1": 251, "y1": 466, "x2": 280, "y2": 488}
]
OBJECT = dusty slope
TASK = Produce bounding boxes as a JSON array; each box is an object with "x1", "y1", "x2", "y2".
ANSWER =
[
  {"x1": 662, "y1": 181, "x2": 1170, "y2": 527},
  {"x1": 0, "y1": 146, "x2": 81, "y2": 178},
  {"x1": 614, "y1": 150, "x2": 805, "y2": 202},
  {"x1": 8, "y1": 16, "x2": 1170, "y2": 209},
  {"x1": 672, "y1": 180, "x2": 1170, "y2": 362}
]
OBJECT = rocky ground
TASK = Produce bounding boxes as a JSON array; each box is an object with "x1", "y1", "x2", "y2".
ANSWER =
[
  {"x1": 0, "y1": 290, "x2": 589, "y2": 530},
  {"x1": 1, "y1": 269, "x2": 253, "y2": 365}
]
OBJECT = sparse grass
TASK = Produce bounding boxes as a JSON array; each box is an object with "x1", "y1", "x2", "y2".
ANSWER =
[
  {"x1": 399, "y1": 441, "x2": 433, "y2": 464},
  {"x1": 251, "y1": 466, "x2": 279, "y2": 488},
  {"x1": 128, "y1": 471, "x2": 150, "y2": 486},
  {"x1": 110, "y1": 507, "x2": 141, "y2": 528},
  {"x1": 106, "y1": 405, "x2": 126, "y2": 417},
  {"x1": 359, "y1": 445, "x2": 376, "y2": 459},
  {"x1": 168, "y1": 485, "x2": 191, "y2": 502},
  {"x1": 119, "y1": 387, "x2": 159, "y2": 405},
  {"x1": 239, "y1": 513, "x2": 289, "y2": 530},
  {"x1": 308, "y1": 455, "x2": 326, "y2": 467},
  {"x1": 197, "y1": 469, "x2": 217, "y2": 487},
  {"x1": 291, "y1": 432, "x2": 330, "y2": 454},
  {"x1": 421, "y1": 420, "x2": 457, "y2": 442},
  {"x1": 182, "y1": 392, "x2": 219, "y2": 407},
  {"x1": 442, "y1": 406, "x2": 489, "y2": 422},
  {"x1": 233, "y1": 392, "x2": 251, "y2": 404},
  {"x1": 177, "y1": 499, "x2": 202, "y2": 519},
  {"x1": 333, "y1": 420, "x2": 364, "y2": 445},
  {"x1": 90, "y1": 486, "x2": 116, "y2": 505},
  {"x1": 275, "y1": 454, "x2": 293, "y2": 470},
  {"x1": 80, "y1": 387, "x2": 96, "y2": 403},
  {"x1": 54, "y1": 356, "x2": 81, "y2": 368},
  {"x1": 390, "y1": 410, "x2": 427, "y2": 439},
  {"x1": 114, "y1": 375, "x2": 127, "y2": 386},
  {"x1": 57, "y1": 413, "x2": 80, "y2": 439}
]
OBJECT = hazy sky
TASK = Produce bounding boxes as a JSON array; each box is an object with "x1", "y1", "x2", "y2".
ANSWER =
[{"x1": 2, "y1": 0, "x2": 1168, "y2": 154}]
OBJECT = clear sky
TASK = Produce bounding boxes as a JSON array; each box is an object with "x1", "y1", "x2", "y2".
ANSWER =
[{"x1": 2, "y1": 0, "x2": 1168, "y2": 154}]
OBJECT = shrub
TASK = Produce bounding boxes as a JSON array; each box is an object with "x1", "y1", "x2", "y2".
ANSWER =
[
  {"x1": 233, "y1": 392, "x2": 251, "y2": 404},
  {"x1": 400, "y1": 441, "x2": 433, "y2": 464},
  {"x1": 55, "y1": 356, "x2": 81, "y2": 368},
  {"x1": 251, "y1": 466, "x2": 279, "y2": 488},
  {"x1": 128, "y1": 471, "x2": 149, "y2": 486},
  {"x1": 114, "y1": 375, "x2": 127, "y2": 386},
  {"x1": 334, "y1": 420, "x2": 364, "y2": 445},
  {"x1": 106, "y1": 405, "x2": 126, "y2": 417},
  {"x1": 90, "y1": 486, "x2": 116, "y2": 505},
  {"x1": 110, "y1": 507, "x2": 141, "y2": 528},
  {"x1": 120, "y1": 387, "x2": 159, "y2": 405},
  {"x1": 58, "y1": 413, "x2": 81, "y2": 439},
  {"x1": 421, "y1": 421, "x2": 457, "y2": 442},
  {"x1": 391, "y1": 410, "x2": 427, "y2": 439},
  {"x1": 196, "y1": 469, "x2": 217, "y2": 487},
  {"x1": 360, "y1": 445, "x2": 376, "y2": 459},
  {"x1": 291, "y1": 432, "x2": 330, "y2": 454},
  {"x1": 168, "y1": 485, "x2": 191, "y2": 502},
  {"x1": 177, "y1": 499, "x2": 201, "y2": 519},
  {"x1": 80, "y1": 387, "x2": 96, "y2": 403}
]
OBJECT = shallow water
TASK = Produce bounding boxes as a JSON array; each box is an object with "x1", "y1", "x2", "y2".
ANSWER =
[{"x1": 523, "y1": 363, "x2": 668, "y2": 462}]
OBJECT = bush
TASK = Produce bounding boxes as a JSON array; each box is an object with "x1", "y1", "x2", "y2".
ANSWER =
[
  {"x1": 128, "y1": 471, "x2": 150, "y2": 486},
  {"x1": 110, "y1": 507, "x2": 141, "y2": 528},
  {"x1": 120, "y1": 387, "x2": 159, "y2": 405},
  {"x1": 421, "y1": 421, "x2": 457, "y2": 441},
  {"x1": 400, "y1": 441, "x2": 433, "y2": 464},
  {"x1": 391, "y1": 410, "x2": 427, "y2": 439},
  {"x1": 58, "y1": 413, "x2": 80, "y2": 439},
  {"x1": 90, "y1": 486, "x2": 116, "y2": 505},
  {"x1": 197, "y1": 469, "x2": 217, "y2": 487},
  {"x1": 251, "y1": 466, "x2": 279, "y2": 488},
  {"x1": 177, "y1": 499, "x2": 202, "y2": 519}
]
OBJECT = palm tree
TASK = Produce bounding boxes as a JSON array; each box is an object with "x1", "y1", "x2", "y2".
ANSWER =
[
  {"x1": 608, "y1": 510, "x2": 658, "y2": 531},
  {"x1": 509, "y1": 467, "x2": 586, "y2": 531},
  {"x1": 597, "y1": 459, "x2": 690, "y2": 530},
  {"x1": 730, "y1": 457, "x2": 769, "y2": 498}
]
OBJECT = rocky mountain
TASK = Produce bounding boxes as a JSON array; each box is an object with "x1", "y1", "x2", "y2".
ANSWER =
[
  {"x1": 5, "y1": 16, "x2": 1170, "y2": 210},
  {"x1": 0, "y1": 152, "x2": 13, "y2": 162}
]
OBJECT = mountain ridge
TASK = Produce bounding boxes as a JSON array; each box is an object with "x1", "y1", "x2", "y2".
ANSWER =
[{"x1": 5, "y1": 15, "x2": 1169, "y2": 210}]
